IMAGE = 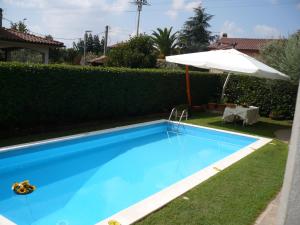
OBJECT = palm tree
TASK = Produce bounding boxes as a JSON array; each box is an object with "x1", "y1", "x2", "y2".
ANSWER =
[{"x1": 151, "y1": 27, "x2": 178, "y2": 58}]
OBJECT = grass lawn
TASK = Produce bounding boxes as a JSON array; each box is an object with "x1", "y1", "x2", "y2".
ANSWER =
[
  {"x1": 187, "y1": 112, "x2": 292, "y2": 138},
  {"x1": 135, "y1": 140, "x2": 287, "y2": 225},
  {"x1": 0, "y1": 112, "x2": 292, "y2": 225},
  {"x1": 135, "y1": 112, "x2": 291, "y2": 225}
]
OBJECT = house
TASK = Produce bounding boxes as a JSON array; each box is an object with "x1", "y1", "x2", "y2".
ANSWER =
[
  {"x1": 0, "y1": 8, "x2": 64, "y2": 64},
  {"x1": 208, "y1": 33, "x2": 274, "y2": 57},
  {"x1": 87, "y1": 55, "x2": 108, "y2": 66}
]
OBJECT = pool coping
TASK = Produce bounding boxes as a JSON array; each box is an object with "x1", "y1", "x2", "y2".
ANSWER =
[
  {"x1": 0, "y1": 120, "x2": 167, "y2": 154},
  {"x1": 0, "y1": 120, "x2": 272, "y2": 225},
  {"x1": 96, "y1": 121, "x2": 272, "y2": 225}
]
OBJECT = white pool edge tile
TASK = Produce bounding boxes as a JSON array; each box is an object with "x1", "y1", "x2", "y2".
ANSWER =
[
  {"x1": 96, "y1": 126, "x2": 272, "y2": 225},
  {"x1": 172, "y1": 121, "x2": 265, "y2": 140},
  {"x1": 0, "y1": 120, "x2": 167, "y2": 154},
  {"x1": 96, "y1": 166, "x2": 219, "y2": 225},
  {"x1": 0, "y1": 215, "x2": 17, "y2": 225}
]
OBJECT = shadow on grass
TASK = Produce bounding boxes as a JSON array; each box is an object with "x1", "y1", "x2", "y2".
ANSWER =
[
  {"x1": 0, "y1": 113, "x2": 167, "y2": 148},
  {"x1": 208, "y1": 120, "x2": 291, "y2": 138},
  {"x1": 188, "y1": 112, "x2": 292, "y2": 138}
]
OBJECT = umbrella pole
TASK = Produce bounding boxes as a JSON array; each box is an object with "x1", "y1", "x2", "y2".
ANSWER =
[
  {"x1": 185, "y1": 65, "x2": 192, "y2": 107},
  {"x1": 221, "y1": 73, "x2": 231, "y2": 102}
]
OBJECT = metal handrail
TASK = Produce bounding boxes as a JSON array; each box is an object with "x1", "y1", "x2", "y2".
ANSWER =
[
  {"x1": 178, "y1": 109, "x2": 188, "y2": 123},
  {"x1": 168, "y1": 108, "x2": 188, "y2": 132},
  {"x1": 176, "y1": 109, "x2": 188, "y2": 131},
  {"x1": 168, "y1": 108, "x2": 177, "y2": 121}
]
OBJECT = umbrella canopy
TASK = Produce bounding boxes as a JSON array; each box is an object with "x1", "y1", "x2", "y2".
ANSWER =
[
  {"x1": 166, "y1": 49, "x2": 289, "y2": 105},
  {"x1": 166, "y1": 49, "x2": 289, "y2": 80}
]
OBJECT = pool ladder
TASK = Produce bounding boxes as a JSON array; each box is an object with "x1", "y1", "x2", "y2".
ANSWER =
[{"x1": 168, "y1": 108, "x2": 188, "y2": 132}]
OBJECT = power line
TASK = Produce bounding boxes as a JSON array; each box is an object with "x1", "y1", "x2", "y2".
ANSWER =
[{"x1": 3, "y1": 17, "x2": 14, "y2": 23}]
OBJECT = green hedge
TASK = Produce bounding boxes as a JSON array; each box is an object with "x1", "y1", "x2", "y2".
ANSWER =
[
  {"x1": 225, "y1": 75, "x2": 298, "y2": 119},
  {"x1": 0, "y1": 63, "x2": 220, "y2": 134},
  {"x1": 0, "y1": 63, "x2": 297, "y2": 136}
]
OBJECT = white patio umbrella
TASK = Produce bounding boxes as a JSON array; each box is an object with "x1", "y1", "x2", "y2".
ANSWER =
[{"x1": 166, "y1": 49, "x2": 290, "y2": 104}]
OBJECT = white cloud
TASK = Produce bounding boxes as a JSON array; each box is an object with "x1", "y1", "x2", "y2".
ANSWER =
[
  {"x1": 3, "y1": 0, "x2": 49, "y2": 8},
  {"x1": 108, "y1": 26, "x2": 134, "y2": 44},
  {"x1": 254, "y1": 25, "x2": 280, "y2": 38},
  {"x1": 99, "y1": 0, "x2": 130, "y2": 13},
  {"x1": 2, "y1": 0, "x2": 132, "y2": 47},
  {"x1": 220, "y1": 20, "x2": 243, "y2": 37},
  {"x1": 166, "y1": 10, "x2": 178, "y2": 20},
  {"x1": 166, "y1": 0, "x2": 201, "y2": 20},
  {"x1": 185, "y1": 1, "x2": 201, "y2": 11},
  {"x1": 297, "y1": 2, "x2": 300, "y2": 10},
  {"x1": 27, "y1": 24, "x2": 43, "y2": 34},
  {"x1": 3, "y1": 0, "x2": 130, "y2": 13}
]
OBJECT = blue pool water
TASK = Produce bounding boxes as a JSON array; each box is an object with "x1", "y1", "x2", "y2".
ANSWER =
[{"x1": 0, "y1": 122, "x2": 257, "y2": 225}]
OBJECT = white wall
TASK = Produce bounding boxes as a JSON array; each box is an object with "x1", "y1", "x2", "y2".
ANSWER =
[
  {"x1": 0, "y1": 40, "x2": 50, "y2": 64},
  {"x1": 277, "y1": 82, "x2": 300, "y2": 225}
]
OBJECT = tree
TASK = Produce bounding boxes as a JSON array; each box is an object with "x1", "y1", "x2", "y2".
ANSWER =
[
  {"x1": 45, "y1": 35, "x2": 54, "y2": 40},
  {"x1": 107, "y1": 35, "x2": 157, "y2": 68},
  {"x1": 49, "y1": 48, "x2": 81, "y2": 64},
  {"x1": 86, "y1": 33, "x2": 94, "y2": 52},
  {"x1": 73, "y1": 39, "x2": 85, "y2": 54},
  {"x1": 179, "y1": 7, "x2": 216, "y2": 53},
  {"x1": 93, "y1": 35, "x2": 104, "y2": 55},
  {"x1": 73, "y1": 34, "x2": 104, "y2": 55},
  {"x1": 261, "y1": 31, "x2": 300, "y2": 82},
  {"x1": 10, "y1": 21, "x2": 28, "y2": 33},
  {"x1": 151, "y1": 27, "x2": 178, "y2": 59}
]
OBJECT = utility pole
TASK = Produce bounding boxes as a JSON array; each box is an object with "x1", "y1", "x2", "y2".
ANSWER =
[
  {"x1": 104, "y1": 25, "x2": 109, "y2": 56},
  {"x1": 83, "y1": 30, "x2": 92, "y2": 65},
  {"x1": 132, "y1": 0, "x2": 150, "y2": 36},
  {"x1": 0, "y1": 8, "x2": 3, "y2": 28}
]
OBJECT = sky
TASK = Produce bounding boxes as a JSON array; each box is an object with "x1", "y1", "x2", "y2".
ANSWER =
[{"x1": 1, "y1": 0, "x2": 300, "y2": 47}]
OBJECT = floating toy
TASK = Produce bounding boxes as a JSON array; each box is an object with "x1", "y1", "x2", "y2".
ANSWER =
[
  {"x1": 12, "y1": 180, "x2": 36, "y2": 195},
  {"x1": 108, "y1": 220, "x2": 121, "y2": 225}
]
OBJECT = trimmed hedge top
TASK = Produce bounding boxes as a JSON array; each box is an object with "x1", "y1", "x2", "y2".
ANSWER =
[
  {"x1": 0, "y1": 62, "x2": 221, "y2": 134},
  {"x1": 0, "y1": 62, "x2": 297, "y2": 137}
]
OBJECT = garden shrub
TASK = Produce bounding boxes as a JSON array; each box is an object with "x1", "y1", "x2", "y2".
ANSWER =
[
  {"x1": 225, "y1": 75, "x2": 298, "y2": 119},
  {"x1": 0, "y1": 63, "x2": 219, "y2": 134},
  {"x1": 107, "y1": 35, "x2": 157, "y2": 68},
  {"x1": 0, "y1": 62, "x2": 297, "y2": 137}
]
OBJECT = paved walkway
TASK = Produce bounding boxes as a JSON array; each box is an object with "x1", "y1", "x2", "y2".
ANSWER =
[
  {"x1": 274, "y1": 129, "x2": 292, "y2": 143},
  {"x1": 254, "y1": 193, "x2": 281, "y2": 225},
  {"x1": 254, "y1": 128, "x2": 291, "y2": 225}
]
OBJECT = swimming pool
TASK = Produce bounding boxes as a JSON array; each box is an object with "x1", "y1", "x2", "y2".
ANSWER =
[{"x1": 0, "y1": 120, "x2": 270, "y2": 225}]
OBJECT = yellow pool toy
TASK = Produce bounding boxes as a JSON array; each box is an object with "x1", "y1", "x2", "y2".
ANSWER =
[
  {"x1": 108, "y1": 220, "x2": 121, "y2": 225},
  {"x1": 12, "y1": 180, "x2": 36, "y2": 195}
]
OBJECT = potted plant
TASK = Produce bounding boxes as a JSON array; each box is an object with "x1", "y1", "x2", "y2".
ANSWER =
[
  {"x1": 214, "y1": 97, "x2": 228, "y2": 112},
  {"x1": 241, "y1": 102, "x2": 249, "y2": 108},
  {"x1": 207, "y1": 102, "x2": 217, "y2": 110},
  {"x1": 216, "y1": 103, "x2": 227, "y2": 112},
  {"x1": 225, "y1": 103, "x2": 236, "y2": 108},
  {"x1": 269, "y1": 110, "x2": 285, "y2": 120}
]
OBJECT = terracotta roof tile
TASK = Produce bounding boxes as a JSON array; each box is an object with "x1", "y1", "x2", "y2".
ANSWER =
[
  {"x1": 0, "y1": 28, "x2": 64, "y2": 47},
  {"x1": 208, "y1": 37, "x2": 274, "y2": 51}
]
